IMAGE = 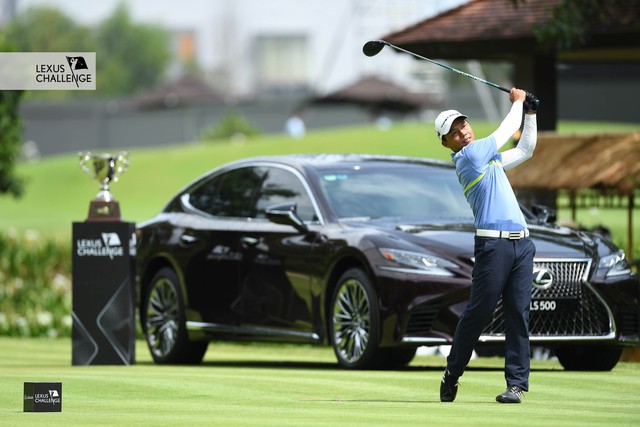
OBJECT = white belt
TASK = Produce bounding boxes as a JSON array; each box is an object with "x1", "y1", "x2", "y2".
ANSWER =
[{"x1": 476, "y1": 229, "x2": 529, "y2": 239}]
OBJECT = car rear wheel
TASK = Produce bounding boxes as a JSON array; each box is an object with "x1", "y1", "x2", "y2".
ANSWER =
[
  {"x1": 555, "y1": 345, "x2": 623, "y2": 371},
  {"x1": 142, "y1": 267, "x2": 208, "y2": 364},
  {"x1": 330, "y1": 268, "x2": 382, "y2": 369}
]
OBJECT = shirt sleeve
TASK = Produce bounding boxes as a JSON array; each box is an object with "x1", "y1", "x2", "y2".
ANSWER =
[
  {"x1": 491, "y1": 100, "x2": 524, "y2": 151},
  {"x1": 461, "y1": 135, "x2": 498, "y2": 172},
  {"x1": 501, "y1": 114, "x2": 537, "y2": 170}
]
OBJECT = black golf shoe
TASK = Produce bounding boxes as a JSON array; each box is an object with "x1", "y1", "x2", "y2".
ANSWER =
[
  {"x1": 440, "y1": 369, "x2": 459, "y2": 402},
  {"x1": 496, "y1": 385, "x2": 524, "y2": 404}
]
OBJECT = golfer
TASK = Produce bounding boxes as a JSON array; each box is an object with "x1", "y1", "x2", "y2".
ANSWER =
[{"x1": 435, "y1": 87, "x2": 537, "y2": 403}]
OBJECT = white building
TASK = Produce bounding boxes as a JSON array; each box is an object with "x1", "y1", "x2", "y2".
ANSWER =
[{"x1": 203, "y1": 0, "x2": 463, "y2": 100}]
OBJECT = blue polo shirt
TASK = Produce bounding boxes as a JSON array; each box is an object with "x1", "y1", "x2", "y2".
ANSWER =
[{"x1": 451, "y1": 135, "x2": 527, "y2": 231}]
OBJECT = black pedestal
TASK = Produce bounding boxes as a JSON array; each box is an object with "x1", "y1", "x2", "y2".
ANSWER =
[{"x1": 72, "y1": 221, "x2": 136, "y2": 365}]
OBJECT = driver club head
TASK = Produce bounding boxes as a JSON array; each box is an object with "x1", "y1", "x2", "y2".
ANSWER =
[{"x1": 362, "y1": 40, "x2": 388, "y2": 57}]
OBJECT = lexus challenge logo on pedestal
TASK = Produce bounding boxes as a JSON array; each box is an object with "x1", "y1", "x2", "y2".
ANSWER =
[
  {"x1": 1, "y1": 52, "x2": 96, "y2": 90},
  {"x1": 76, "y1": 233, "x2": 124, "y2": 259}
]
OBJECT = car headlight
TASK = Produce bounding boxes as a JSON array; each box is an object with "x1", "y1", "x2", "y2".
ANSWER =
[
  {"x1": 598, "y1": 250, "x2": 632, "y2": 278},
  {"x1": 378, "y1": 248, "x2": 459, "y2": 277}
]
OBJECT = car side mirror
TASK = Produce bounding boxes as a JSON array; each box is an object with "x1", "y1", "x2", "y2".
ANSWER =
[
  {"x1": 266, "y1": 203, "x2": 308, "y2": 233},
  {"x1": 531, "y1": 204, "x2": 556, "y2": 224}
]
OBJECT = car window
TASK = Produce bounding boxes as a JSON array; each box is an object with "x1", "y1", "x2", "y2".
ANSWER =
[
  {"x1": 318, "y1": 165, "x2": 473, "y2": 219},
  {"x1": 187, "y1": 166, "x2": 317, "y2": 221},
  {"x1": 188, "y1": 167, "x2": 265, "y2": 217},
  {"x1": 254, "y1": 167, "x2": 317, "y2": 222}
]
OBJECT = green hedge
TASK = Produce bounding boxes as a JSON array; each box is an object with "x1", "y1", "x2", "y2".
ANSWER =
[
  {"x1": 0, "y1": 229, "x2": 72, "y2": 337},
  {"x1": 199, "y1": 110, "x2": 261, "y2": 141}
]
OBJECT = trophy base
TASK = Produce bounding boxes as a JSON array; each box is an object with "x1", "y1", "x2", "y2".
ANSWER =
[{"x1": 87, "y1": 200, "x2": 121, "y2": 221}]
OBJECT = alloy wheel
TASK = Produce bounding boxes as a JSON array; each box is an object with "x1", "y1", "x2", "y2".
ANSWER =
[
  {"x1": 145, "y1": 277, "x2": 180, "y2": 359},
  {"x1": 332, "y1": 278, "x2": 371, "y2": 364}
]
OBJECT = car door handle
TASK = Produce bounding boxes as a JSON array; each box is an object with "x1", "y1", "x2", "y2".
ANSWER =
[
  {"x1": 242, "y1": 237, "x2": 258, "y2": 247},
  {"x1": 180, "y1": 234, "x2": 199, "y2": 245}
]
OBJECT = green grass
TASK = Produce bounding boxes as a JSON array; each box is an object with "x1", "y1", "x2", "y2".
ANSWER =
[
  {"x1": 1, "y1": 337, "x2": 639, "y2": 426},
  {"x1": 1, "y1": 120, "x2": 638, "y2": 248}
]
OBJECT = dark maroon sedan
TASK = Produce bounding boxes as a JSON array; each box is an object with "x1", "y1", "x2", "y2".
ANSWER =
[{"x1": 135, "y1": 154, "x2": 639, "y2": 370}]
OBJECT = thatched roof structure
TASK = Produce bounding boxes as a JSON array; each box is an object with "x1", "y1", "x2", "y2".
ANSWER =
[
  {"x1": 508, "y1": 131, "x2": 640, "y2": 258},
  {"x1": 507, "y1": 132, "x2": 640, "y2": 195},
  {"x1": 121, "y1": 75, "x2": 227, "y2": 110},
  {"x1": 305, "y1": 75, "x2": 436, "y2": 114},
  {"x1": 384, "y1": 0, "x2": 640, "y2": 61}
]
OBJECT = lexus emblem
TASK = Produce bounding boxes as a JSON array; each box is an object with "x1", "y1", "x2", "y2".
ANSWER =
[{"x1": 532, "y1": 268, "x2": 553, "y2": 289}]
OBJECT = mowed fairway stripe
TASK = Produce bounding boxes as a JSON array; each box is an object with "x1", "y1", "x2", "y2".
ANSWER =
[{"x1": 0, "y1": 338, "x2": 639, "y2": 426}]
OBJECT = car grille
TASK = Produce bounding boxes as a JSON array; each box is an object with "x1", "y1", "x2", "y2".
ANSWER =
[
  {"x1": 482, "y1": 259, "x2": 613, "y2": 338},
  {"x1": 620, "y1": 308, "x2": 640, "y2": 336}
]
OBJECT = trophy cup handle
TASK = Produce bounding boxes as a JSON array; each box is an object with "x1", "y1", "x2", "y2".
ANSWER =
[
  {"x1": 112, "y1": 151, "x2": 130, "y2": 182},
  {"x1": 78, "y1": 152, "x2": 93, "y2": 177}
]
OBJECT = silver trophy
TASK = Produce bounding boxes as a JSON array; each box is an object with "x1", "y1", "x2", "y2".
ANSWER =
[{"x1": 79, "y1": 151, "x2": 129, "y2": 220}]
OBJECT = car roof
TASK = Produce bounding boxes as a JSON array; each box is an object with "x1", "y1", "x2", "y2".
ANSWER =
[
  {"x1": 223, "y1": 154, "x2": 453, "y2": 170},
  {"x1": 166, "y1": 154, "x2": 455, "y2": 209}
]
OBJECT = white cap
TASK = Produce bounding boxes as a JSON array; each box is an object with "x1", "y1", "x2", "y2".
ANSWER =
[{"x1": 435, "y1": 110, "x2": 467, "y2": 140}]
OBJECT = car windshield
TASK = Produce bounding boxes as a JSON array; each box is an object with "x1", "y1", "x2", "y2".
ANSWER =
[{"x1": 317, "y1": 163, "x2": 473, "y2": 220}]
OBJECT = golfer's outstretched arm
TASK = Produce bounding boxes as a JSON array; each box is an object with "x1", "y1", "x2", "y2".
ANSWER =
[
  {"x1": 501, "y1": 114, "x2": 537, "y2": 170},
  {"x1": 492, "y1": 90, "x2": 526, "y2": 149}
]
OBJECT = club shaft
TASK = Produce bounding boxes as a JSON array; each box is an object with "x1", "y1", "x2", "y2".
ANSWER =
[{"x1": 386, "y1": 42, "x2": 511, "y2": 93}]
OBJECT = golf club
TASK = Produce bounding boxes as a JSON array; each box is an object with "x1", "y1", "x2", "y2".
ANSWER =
[{"x1": 363, "y1": 39, "x2": 511, "y2": 93}]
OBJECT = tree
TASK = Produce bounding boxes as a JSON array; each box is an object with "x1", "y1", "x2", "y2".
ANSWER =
[
  {"x1": 2, "y1": 2, "x2": 172, "y2": 98},
  {"x1": 95, "y1": 2, "x2": 171, "y2": 95},
  {"x1": 3, "y1": 6, "x2": 95, "y2": 53},
  {"x1": 2, "y1": 6, "x2": 96, "y2": 100},
  {"x1": 513, "y1": 0, "x2": 639, "y2": 53},
  {"x1": 0, "y1": 37, "x2": 24, "y2": 198}
]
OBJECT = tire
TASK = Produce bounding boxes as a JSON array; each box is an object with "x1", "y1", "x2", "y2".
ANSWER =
[
  {"x1": 329, "y1": 267, "x2": 382, "y2": 369},
  {"x1": 555, "y1": 345, "x2": 623, "y2": 371},
  {"x1": 142, "y1": 267, "x2": 208, "y2": 364}
]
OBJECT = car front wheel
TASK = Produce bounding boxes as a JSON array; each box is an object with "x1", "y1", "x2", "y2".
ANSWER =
[
  {"x1": 142, "y1": 267, "x2": 207, "y2": 364},
  {"x1": 330, "y1": 268, "x2": 382, "y2": 369}
]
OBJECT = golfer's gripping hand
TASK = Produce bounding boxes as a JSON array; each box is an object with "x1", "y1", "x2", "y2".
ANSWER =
[{"x1": 509, "y1": 88, "x2": 527, "y2": 103}]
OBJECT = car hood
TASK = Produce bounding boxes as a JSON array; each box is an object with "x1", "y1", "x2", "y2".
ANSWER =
[{"x1": 343, "y1": 218, "x2": 596, "y2": 259}]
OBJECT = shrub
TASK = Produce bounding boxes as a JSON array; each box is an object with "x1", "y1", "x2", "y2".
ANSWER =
[
  {"x1": 0, "y1": 229, "x2": 72, "y2": 337},
  {"x1": 200, "y1": 110, "x2": 261, "y2": 141}
]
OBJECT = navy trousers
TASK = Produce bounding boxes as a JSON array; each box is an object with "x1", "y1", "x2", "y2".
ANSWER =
[{"x1": 446, "y1": 236, "x2": 536, "y2": 391}]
